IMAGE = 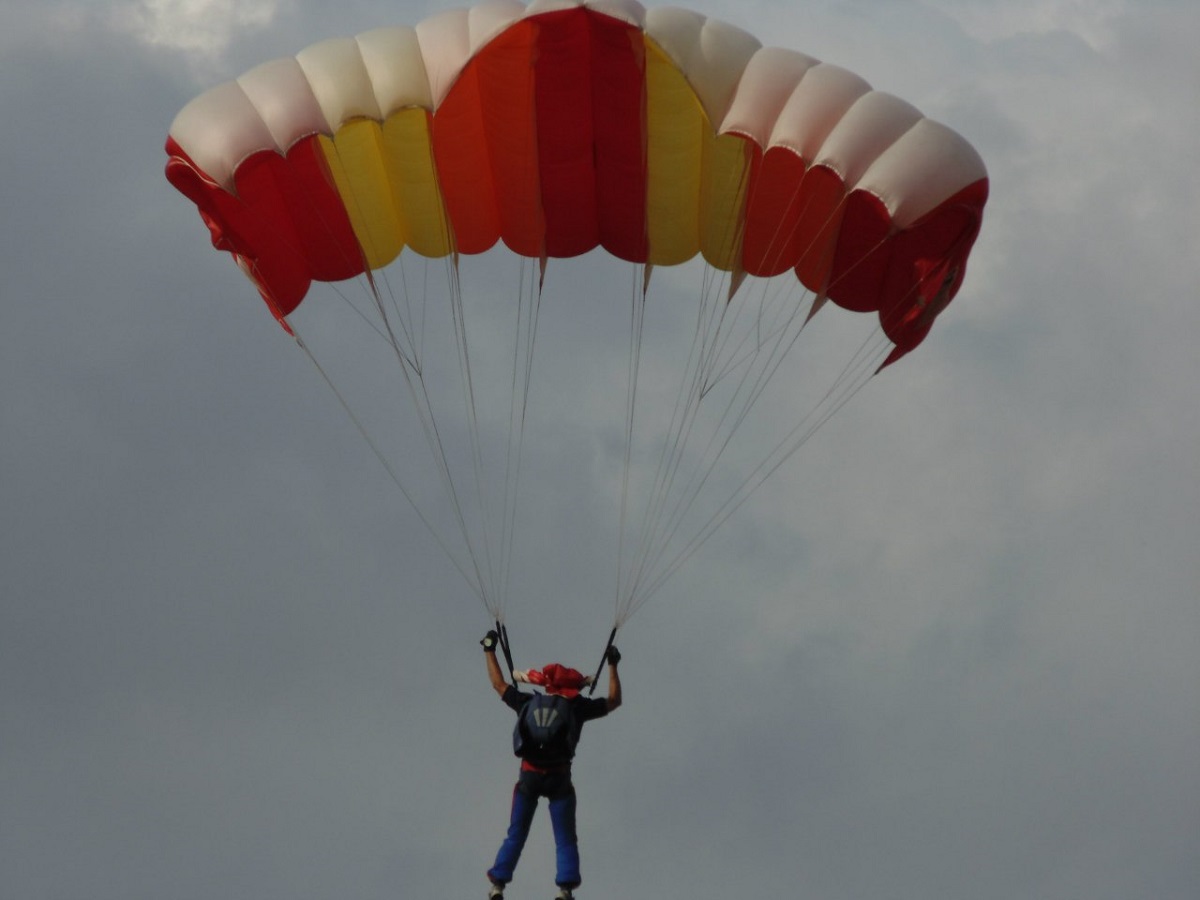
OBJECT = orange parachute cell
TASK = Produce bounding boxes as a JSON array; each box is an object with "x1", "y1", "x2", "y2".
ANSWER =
[{"x1": 165, "y1": 0, "x2": 987, "y2": 360}]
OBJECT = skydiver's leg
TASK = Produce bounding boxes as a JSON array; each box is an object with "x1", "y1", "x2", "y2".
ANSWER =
[
  {"x1": 547, "y1": 775, "x2": 580, "y2": 889},
  {"x1": 488, "y1": 779, "x2": 539, "y2": 885}
]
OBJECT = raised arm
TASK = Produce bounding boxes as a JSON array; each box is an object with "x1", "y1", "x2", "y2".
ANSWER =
[
  {"x1": 481, "y1": 631, "x2": 507, "y2": 697},
  {"x1": 605, "y1": 646, "x2": 622, "y2": 712}
]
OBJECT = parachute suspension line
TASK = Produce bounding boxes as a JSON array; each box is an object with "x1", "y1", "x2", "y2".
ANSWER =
[
  {"x1": 617, "y1": 268, "x2": 790, "y2": 619},
  {"x1": 257, "y1": 144, "x2": 502, "y2": 613},
  {"x1": 319, "y1": 140, "x2": 425, "y2": 369},
  {"x1": 308, "y1": 142, "x2": 903, "y2": 625},
  {"x1": 637, "y1": 275, "x2": 811, "y2": 586},
  {"x1": 615, "y1": 265, "x2": 649, "y2": 626},
  {"x1": 706, "y1": 277, "x2": 817, "y2": 457},
  {"x1": 617, "y1": 259, "x2": 734, "y2": 621},
  {"x1": 363, "y1": 263, "x2": 499, "y2": 617},
  {"x1": 499, "y1": 261, "x2": 531, "y2": 608},
  {"x1": 685, "y1": 145, "x2": 809, "y2": 401},
  {"x1": 497, "y1": 258, "x2": 545, "y2": 614},
  {"x1": 624, "y1": 188, "x2": 897, "y2": 607},
  {"x1": 444, "y1": 260, "x2": 507, "y2": 615},
  {"x1": 324, "y1": 146, "x2": 487, "y2": 600},
  {"x1": 669, "y1": 183, "x2": 887, "y2": 488},
  {"x1": 279, "y1": 151, "x2": 500, "y2": 611},
  {"x1": 250, "y1": 140, "x2": 408, "y2": 356},
  {"x1": 374, "y1": 251, "x2": 425, "y2": 374},
  {"x1": 629, "y1": 261, "x2": 745, "y2": 614},
  {"x1": 471, "y1": 89, "x2": 542, "y2": 618},
  {"x1": 617, "y1": 177, "x2": 893, "y2": 621},
  {"x1": 318, "y1": 278, "x2": 397, "y2": 349},
  {"x1": 624, "y1": 258, "x2": 894, "y2": 612},
  {"x1": 704, "y1": 268, "x2": 807, "y2": 391},
  {"x1": 615, "y1": 264, "x2": 703, "y2": 617},
  {"x1": 628, "y1": 253, "x2": 782, "y2": 614},
  {"x1": 288, "y1": 324, "x2": 485, "y2": 602},
  {"x1": 627, "y1": 320, "x2": 889, "y2": 616},
  {"x1": 693, "y1": 152, "x2": 756, "y2": 398}
]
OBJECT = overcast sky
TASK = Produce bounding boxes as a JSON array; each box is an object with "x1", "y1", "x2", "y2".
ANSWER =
[{"x1": 2, "y1": 2, "x2": 1198, "y2": 900}]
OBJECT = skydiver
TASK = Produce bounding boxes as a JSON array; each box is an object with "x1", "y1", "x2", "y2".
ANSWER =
[{"x1": 481, "y1": 630, "x2": 622, "y2": 900}]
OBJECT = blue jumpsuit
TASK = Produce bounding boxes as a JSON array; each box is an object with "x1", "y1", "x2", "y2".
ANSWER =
[{"x1": 487, "y1": 686, "x2": 609, "y2": 890}]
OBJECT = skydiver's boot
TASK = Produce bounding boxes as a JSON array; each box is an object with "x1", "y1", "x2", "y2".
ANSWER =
[
  {"x1": 554, "y1": 889, "x2": 574, "y2": 900},
  {"x1": 487, "y1": 881, "x2": 505, "y2": 900}
]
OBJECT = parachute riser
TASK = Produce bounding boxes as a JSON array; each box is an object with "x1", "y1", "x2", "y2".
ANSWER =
[
  {"x1": 587, "y1": 626, "x2": 619, "y2": 696},
  {"x1": 496, "y1": 619, "x2": 517, "y2": 686}
]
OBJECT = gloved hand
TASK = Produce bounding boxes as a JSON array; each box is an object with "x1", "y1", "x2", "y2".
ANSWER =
[
  {"x1": 606, "y1": 645, "x2": 622, "y2": 665},
  {"x1": 481, "y1": 630, "x2": 499, "y2": 652}
]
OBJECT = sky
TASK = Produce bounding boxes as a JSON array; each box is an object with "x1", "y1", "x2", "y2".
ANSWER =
[{"x1": 2, "y1": 2, "x2": 1198, "y2": 899}]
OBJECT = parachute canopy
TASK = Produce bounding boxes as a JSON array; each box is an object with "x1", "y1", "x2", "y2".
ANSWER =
[
  {"x1": 165, "y1": 2, "x2": 989, "y2": 628},
  {"x1": 165, "y1": 0, "x2": 986, "y2": 364}
]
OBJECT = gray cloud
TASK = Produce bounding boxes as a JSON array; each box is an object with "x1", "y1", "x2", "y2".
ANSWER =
[{"x1": 3, "y1": 3, "x2": 1197, "y2": 900}]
